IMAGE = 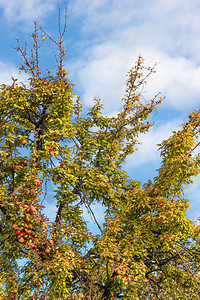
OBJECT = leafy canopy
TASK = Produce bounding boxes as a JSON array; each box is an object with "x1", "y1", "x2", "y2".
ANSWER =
[{"x1": 0, "y1": 14, "x2": 200, "y2": 300}]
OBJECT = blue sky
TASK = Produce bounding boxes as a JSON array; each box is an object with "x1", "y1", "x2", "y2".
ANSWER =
[{"x1": 0, "y1": 0, "x2": 200, "y2": 227}]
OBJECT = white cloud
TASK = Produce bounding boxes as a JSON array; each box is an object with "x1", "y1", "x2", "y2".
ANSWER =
[
  {"x1": 125, "y1": 119, "x2": 182, "y2": 168},
  {"x1": 68, "y1": 0, "x2": 200, "y2": 114},
  {"x1": 142, "y1": 50, "x2": 200, "y2": 111},
  {"x1": 0, "y1": 0, "x2": 57, "y2": 26},
  {"x1": 69, "y1": 0, "x2": 148, "y2": 34},
  {"x1": 69, "y1": 42, "x2": 134, "y2": 112},
  {"x1": 0, "y1": 61, "x2": 27, "y2": 84},
  {"x1": 69, "y1": 0, "x2": 200, "y2": 56},
  {"x1": 69, "y1": 44, "x2": 200, "y2": 114}
]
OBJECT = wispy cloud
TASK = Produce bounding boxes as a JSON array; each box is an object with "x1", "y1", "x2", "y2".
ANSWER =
[
  {"x1": 69, "y1": 46, "x2": 200, "y2": 115},
  {"x1": 68, "y1": 0, "x2": 200, "y2": 114},
  {"x1": 0, "y1": 0, "x2": 58, "y2": 27},
  {"x1": 69, "y1": 0, "x2": 200, "y2": 59},
  {"x1": 69, "y1": 41, "x2": 134, "y2": 112},
  {"x1": 0, "y1": 61, "x2": 27, "y2": 84},
  {"x1": 125, "y1": 118, "x2": 181, "y2": 168}
]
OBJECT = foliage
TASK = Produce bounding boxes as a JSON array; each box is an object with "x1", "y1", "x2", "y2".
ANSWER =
[{"x1": 0, "y1": 13, "x2": 200, "y2": 300}]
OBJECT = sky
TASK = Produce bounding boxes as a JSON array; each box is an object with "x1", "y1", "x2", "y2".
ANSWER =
[{"x1": 0, "y1": 0, "x2": 200, "y2": 226}]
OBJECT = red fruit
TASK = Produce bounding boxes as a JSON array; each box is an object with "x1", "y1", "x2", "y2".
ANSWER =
[
  {"x1": 22, "y1": 232, "x2": 26, "y2": 236},
  {"x1": 12, "y1": 224, "x2": 17, "y2": 230},
  {"x1": 23, "y1": 161, "x2": 27, "y2": 165},
  {"x1": 24, "y1": 223, "x2": 29, "y2": 229},
  {"x1": 26, "y1": 207, "x2": 31, "y2": 213},
  {"x1": 19, "y1": 237, "x2": 25, "y2": 243},
  {"x1": 26, "y1": 230, "x2": 31, "y2": 235},
  {"x1": 30, "y1": 205, "x2": 36, "y2": 213},
  {"x1": 25, "y1": 216, "x2": 30, "y2": 223},
  {"x1": 7, "y1": 152, "x2": 11, "y2": 157},
  {"x1": 16, "y1": 230, "x2": 21, "y2": 236},
  {"x1": 35, "y1": 180, "x2": 40, "y2": 186},
  {"x1": 45, "y1": 248, "x2": 50, "y2": 254},
  {"x1": 12, "y1": 168, "x2": 17, "y2": 173},
  {"x1": 22, "y1": 140, "x2": 27, "y2": 145},
  {"x1": 13, "y1": 288, "x2": 17, "y2": 294}
]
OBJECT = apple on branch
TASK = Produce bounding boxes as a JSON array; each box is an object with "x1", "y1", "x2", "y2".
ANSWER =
[
  {"x1": 19, "y1": 237, "x2": 25, "y2": 243},
  {"x1": 12, "y1": 224, "x2": 17, "y2": 230},
  {"x1": 25, "y1": 216, "x2": 30, "y2": 223},
  {"x1": 13, "y1": 289, "x2": 17, "y2": 294},
  {"x1": 22, "y1": 140, "x2": 27, "y2": 146},
  {"x1": 45, "y1": 248, "x2": 50, "y2": 254},
  {"x1": 30, "y1": 205, "x2": 36, "y2": 213}
]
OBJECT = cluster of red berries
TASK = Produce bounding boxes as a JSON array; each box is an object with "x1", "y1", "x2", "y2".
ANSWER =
[{"x1": 12, "y1": 205, "x2": 36, "y2": 243}]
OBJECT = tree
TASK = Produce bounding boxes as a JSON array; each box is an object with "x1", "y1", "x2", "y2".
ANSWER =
[{"x1": 0, "y1": 12, "x2": 200, "y2": 300}]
